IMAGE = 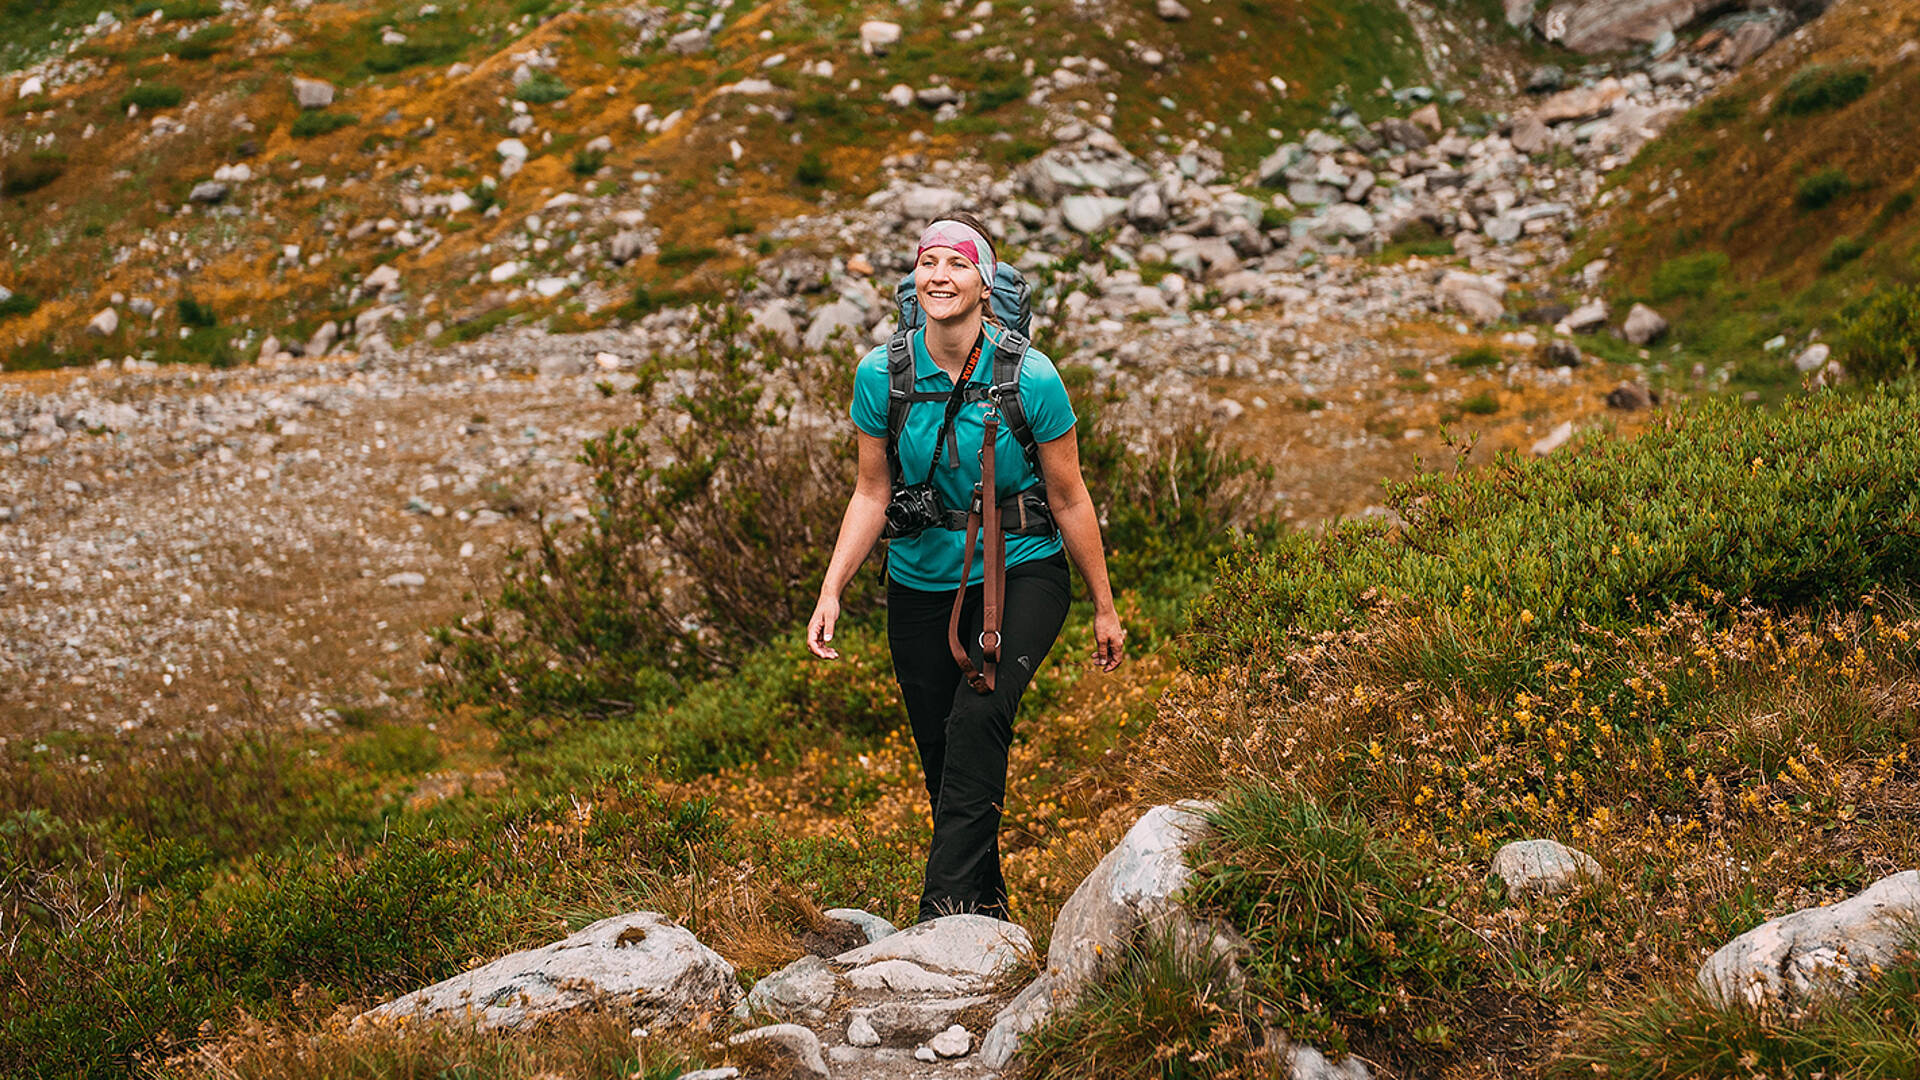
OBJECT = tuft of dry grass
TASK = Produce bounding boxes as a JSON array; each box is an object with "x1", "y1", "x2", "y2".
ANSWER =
[{"x1": 162, "y1": 1010, "x2": 711, "y2": 1080}]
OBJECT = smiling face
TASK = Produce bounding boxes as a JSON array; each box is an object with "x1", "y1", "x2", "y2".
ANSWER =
[{"x1": 914, "y1": 247, "x2": 988, "y2": 325}]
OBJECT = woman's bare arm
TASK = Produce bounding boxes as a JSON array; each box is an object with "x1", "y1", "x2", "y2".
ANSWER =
[
  {"x1": 808, "y1": 431, "x2": 892, "y2": 659},
  {"x1": 1037, "y1": 428, "x2": 1125, "y2": 671}
]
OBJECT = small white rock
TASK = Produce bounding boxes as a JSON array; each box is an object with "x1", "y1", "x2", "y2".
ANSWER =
[{"x1": 930, "y1": 1025, "x2": 972, "y2": 1058}]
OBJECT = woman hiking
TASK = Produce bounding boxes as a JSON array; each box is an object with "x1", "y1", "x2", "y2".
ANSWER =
[{"x1": 806, "y1": 213, "x2": 1125, "y2": 923}]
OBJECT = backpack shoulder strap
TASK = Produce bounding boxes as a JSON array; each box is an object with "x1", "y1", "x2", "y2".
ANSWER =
[
  {"x1": 884, "y1": 330, "x2": 914, "y2": 486},
  {"x1": 987, "y1": 328, "x2": 1041, "y2": 476}
]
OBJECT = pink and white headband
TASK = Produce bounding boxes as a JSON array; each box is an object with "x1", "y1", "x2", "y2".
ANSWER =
[{"x1": 915, "y1": 219, "x2": 996, "y2": 283}]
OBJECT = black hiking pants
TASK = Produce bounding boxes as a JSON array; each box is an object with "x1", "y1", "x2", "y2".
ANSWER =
[{"x1": 886, "y1": 549, "x2": 1072, "y2": 923}]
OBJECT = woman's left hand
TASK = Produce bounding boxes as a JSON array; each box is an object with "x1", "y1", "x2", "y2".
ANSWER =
[{"x1": 1091, "y1": 608, "x2": 1125, "y2": 672}]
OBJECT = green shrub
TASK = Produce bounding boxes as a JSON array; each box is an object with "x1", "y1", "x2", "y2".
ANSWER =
[
  {"x1": 118, "y1": 83, "x2": 183, "y2": 111},
  {"x1": 175, "y1": 22, "x2": 234, "y2": 59},
  {"x1": 1185, "y1": 390, "x2": 1920, "y2": 673},
  {"x1": 430, "y1": 308, "x2": 881, "y2": 743},
  {"x1": 1449, "y1": 345, "x2": 1501, "y2": 369},
  {"x1": 795, "y1": 150, "x2": 830, "y2": 187},
  {"x1": 1188, "y1": 785, "x2": 1479, "y2": 1048},
  {"x1": 974, "y1": 74, "x2": 1030, "y2": 113},
  {"x1": 514, "y1": 70, "x2": 571, "y2": 104},
  {"x1": 1460, "y1": 389, "x2": 1500, "y2": 414},
  {"x1": 174, "y1": 295, "x2": 215, "y2": 327},
  {"x1": 1796, "y1": 167, "x2": 1855, "y2": 211},
  {"x1": 570, "y1": 147, "x2": 606, "y2": 176},
  {"x1": 1, "y1": 151, "x2": 64, "y2": 196},
  {"x1": 1072, "y1": 394, "x2": 1286, "y2": 606},
  {"x1": 1648, "y1": 251, "x2": 1728, "y2": 302},
  {"x1": 1773, "y1": 62, "x2": 1872, "y2": 117},
  {"x1": 1822, "y1": 235, "x2": 1867, "y2": 271},
  {"x1": 0, "y1": 290, "x2": 37, "y2": 318},
  {"x1": 1873, "y1": 189, "x2": 1915, "y2": 229},
  {"x1": 1839, "y1": 283, "x2": 1920, "y2": 382},
  {"x1": 656, "y1": 241, "x2": 717, "y2": 267},
  {"x1": 289, "y1": 110, "x2": 357, "y2": 138}
]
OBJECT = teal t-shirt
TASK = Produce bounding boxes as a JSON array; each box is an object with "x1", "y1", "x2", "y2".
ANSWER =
[{"x1": 851, "y1": 324, "x2": 1076, "y2": 591}]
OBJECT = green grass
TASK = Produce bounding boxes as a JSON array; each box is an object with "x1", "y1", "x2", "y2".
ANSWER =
[
  {"x1": 289, "y1": 111, "x2": 358, "y2": 139},
  {"x1": 1189, "y1": 785, "x2": 1481, "y2": 1050},
  {"x1": 1648, "y1": 251, "x2": 1729, "y2": 302},
  {"x1": 0, "y1": 290, "x2": 39, "y2": 318},
  {"x1": 175, "y1": 22, "x2": 235, "y2": 60}
]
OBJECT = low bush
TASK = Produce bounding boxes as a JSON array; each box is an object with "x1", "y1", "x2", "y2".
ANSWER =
[
  {"x1": 1449, "y1": 345, "x2": 1501, "y2": 369},
  {"x1": 656, "y1": 241, "x2": 717, "y2": 267},
  {"x1": 795, "y1": 150, "x2": 830, "y2": 187},
  {"x1": 174, "y1": 22, "x2": 234, "y2": 60},
  {"x1": 1648, "y1": 250, "x2": 1728, "y2": 302},
  {"x1": 1184, "y1": 389, "x2": 1920, "y2": 674},
  {"x1": 431, "y1": 307, "x2": 878, "y2": 744},
  {"x1": 514, "y1": 71, "x2": 571, "y2": 104},
  {"x1": 1773, "y1": 62, "x2": 1873, "y2": 117},
  {"x1": 1460, "y1": 389, "x2": 1500, "y2": 415},
  {"x1": 289, "y1": 110, "x2": 356, "y2": 138},
  {"x1": 1821, "y1": 234, "x2": 1866, "y2": 271},
  {"x1": 1, "y1": 151, "x2": 65, "y2": 197},
  {"x1": 0, "y1": 290, "x2": 37, "y2": 318},
  {"x1": 1839, "y1": 282, "x2": 1920, "y2": 382},
  {"x1": 569, "y1": 147, "x2": 605, "y2": 176},
  {"x1": 119, "y1": 83, "x2": 184, "y2": 111},
  {"x1": 1187, "y1": 785, "x2": 1480, "y2": 1050},
  {"x1": 1795, "y1": 167, "x2": 1855, "y2": 211}
]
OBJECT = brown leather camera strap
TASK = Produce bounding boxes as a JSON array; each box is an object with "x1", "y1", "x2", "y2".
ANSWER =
[{"x1": 949, "y1": 412, "x2": 1003, "y2": 694}]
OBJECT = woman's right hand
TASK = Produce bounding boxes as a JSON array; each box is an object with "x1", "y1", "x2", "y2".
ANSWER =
[{"x1": 806, "y1": 594, "x2": 841, "y2": 660}]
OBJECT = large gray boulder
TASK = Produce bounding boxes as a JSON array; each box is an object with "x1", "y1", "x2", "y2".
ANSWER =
[
  {"x1": 1438, "y1": 271, "x2": 1507, "y2": 325},
  {"x1": 981, "y1": 802, "x2": 1221, "y2": 1069},
  {"x1": 1699, "y1": 871, "x2": 1920, "y2": 1010},
  {"x1": 1061, "y1": 195, "x2": 1129, "y2": 235},
  {"x1": 803, "y1": 299, "x2": 868, "y2": 351},
  {"x1": 292, "y1": 76, "x2": 335, "y2": 110},
  {"x1": 899, "y1": 185, "x2": 967, "y2": 222},
  {"x1": 361, "y1": 912, "x2": 739, "y2": 1030},
  {"x1": 1623, "y1": 302, "x2": 1668, "y2": 345}
]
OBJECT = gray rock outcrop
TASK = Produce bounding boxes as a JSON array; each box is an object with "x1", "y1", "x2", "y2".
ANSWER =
[
  {"x1": 981, "y1": 802, "x2": 1227, "y2": 1069},
  {"x1": 361, "y1": 912, "x2": 739, "y2": 1030},
  {"x1": 1699, "y1": 871, "x2": 1920, "y2": 1010}
]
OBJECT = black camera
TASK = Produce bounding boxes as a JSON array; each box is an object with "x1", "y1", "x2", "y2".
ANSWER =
[{"x1": 883, "y1": 482, "x2": 946, "y2": 539}]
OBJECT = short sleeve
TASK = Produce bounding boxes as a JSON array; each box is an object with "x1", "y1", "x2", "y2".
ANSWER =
[
  {"x1": 1017, "y1": 349, "x2": 1076, "y2": 443},
  {"x1": 850, "y1": 345, "x2": 889, "y2": 438}
]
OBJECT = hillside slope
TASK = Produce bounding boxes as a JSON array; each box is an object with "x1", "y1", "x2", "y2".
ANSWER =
[
  {"x1": 1578, "y1": 0, "x2": 1920, "y2": 385},
  {"x1": 0, "y1": 0, "x2": 1468, "y2": 368}
]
